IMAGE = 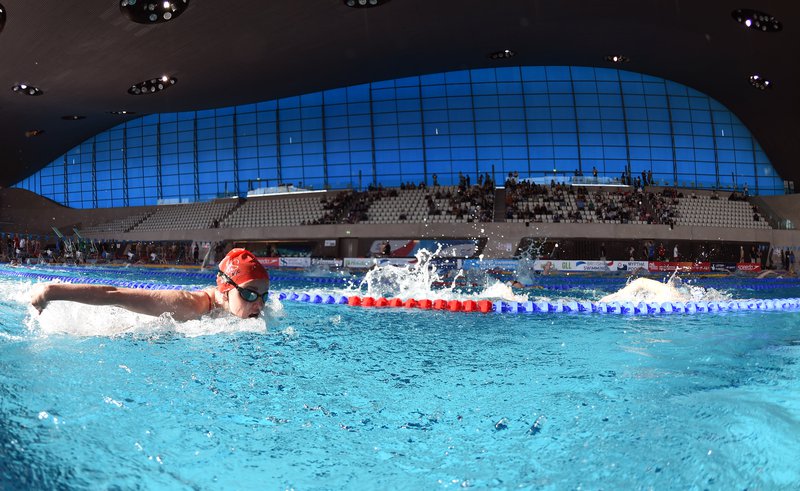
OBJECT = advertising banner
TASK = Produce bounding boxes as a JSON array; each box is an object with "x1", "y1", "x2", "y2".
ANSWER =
[
  {"x1": 465, "y1": 259, "x2": 649, "y2": 273},
  {"x1": 257, "y1": 257, "x2": 311, "y2": 268},
  {"x1": 430, "y1": 258, "x2": 463, "y2": 271},
  {"x1": 647, "y1": 261, "x2": 710, "y2": 272},
  {"x1": 279, "y1": 257, "x2": 311, "y2": 268},
  {"x1": 531, "y1": 260, "x2": 648, "y2": 272},
  {"x1": 312, "y1": 258, "x2": 343, "y2": 267},
  {"x1": 736, "y1": 263, "x2": 762, "y2": 272},
  {"x1": 257, "y1": 257, "x2": 280, "y2": 268},
  {"x1": 462, "y1": 259, "x2": 519, "y2": 272},
  {"x1": 711, "y1": 263, "x2": 737, "y2": 273},
  {"x1": 614, "y1": 261, "x2": 649, "y2": 272},
  {"x1": 344, "y1": 257, "x2": 418, "y2": 269}
]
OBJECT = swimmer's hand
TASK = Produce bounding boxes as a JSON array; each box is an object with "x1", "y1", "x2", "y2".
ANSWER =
[{"x1": 30, "y1": 284, "x2": 51, "y2": 314}]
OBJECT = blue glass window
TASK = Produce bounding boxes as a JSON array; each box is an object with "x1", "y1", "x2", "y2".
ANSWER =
[{"x1": 14, "y1": 66, "x2": 783, "y2": 204}]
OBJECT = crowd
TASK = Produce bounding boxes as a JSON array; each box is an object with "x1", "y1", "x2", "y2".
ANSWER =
[
  {"x1": 504, "y1": 177, "x2": 770, "y2": 229},
  {"x1": 424, "y1": 172, "x2": 495, "y2": 222},
  {"x1": 303, "y1": 190, "x2": 360, "y2": 225},
  {"x1": 504, "y1": 177, "x2": 678, "y2": 226},
  {"x1": 1, "y1": 236, "x2": 213, "y2": 266},
  {"x1": 2, "y1": 234, "x2": 44, "y2": 262},
  {"x1": 300, "y1": 176, "x2": 496, "y2": 225}
]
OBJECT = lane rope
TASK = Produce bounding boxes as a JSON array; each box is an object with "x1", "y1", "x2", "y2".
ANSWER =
[
  {"x1": 13, "y1": 265, "x2": 353, "y2": 285},
  {"x1": 3, "y1": 268, "x2": 800, "y2": 315},
  {"x1": 14, "y1": 265, "x2": 800, "y2": 290}
]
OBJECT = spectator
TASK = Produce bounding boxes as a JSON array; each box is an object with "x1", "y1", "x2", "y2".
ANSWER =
[{"x1": 657, "y1": 243, "x2": 666, "y2": 261}]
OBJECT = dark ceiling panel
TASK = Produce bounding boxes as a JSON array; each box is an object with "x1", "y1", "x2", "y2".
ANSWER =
[{"x1": 0, "y1": 0, "x2": 797, "y2": 188}]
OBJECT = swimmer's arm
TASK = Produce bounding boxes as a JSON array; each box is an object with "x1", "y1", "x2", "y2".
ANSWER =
[{"x1": 30, "y1": 283, "x2": 211, "y2": 321}]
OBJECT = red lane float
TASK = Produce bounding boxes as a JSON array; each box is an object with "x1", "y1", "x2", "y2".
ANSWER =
[{"x1": 343, "y1": 295, "x2": 492, "y2": 313}]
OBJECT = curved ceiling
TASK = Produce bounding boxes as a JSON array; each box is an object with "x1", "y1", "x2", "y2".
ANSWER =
[{"x1": 0, "y1": 0, "x2": 797, "y2": 188}]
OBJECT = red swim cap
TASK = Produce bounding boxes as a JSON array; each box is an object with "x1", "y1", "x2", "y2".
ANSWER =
[{"x1": 216, "y1": 248, "x2": 269, "y2": 292}]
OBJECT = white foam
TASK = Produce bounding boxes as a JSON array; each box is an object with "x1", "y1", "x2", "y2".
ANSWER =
[
  {"x1": 0, "y1": 331, "x2": 27, "y2": 342},
  {"x1": 21, "y1": 288, "x2": 285, "y2": 339},
  {"x1": 476, "y1": 280, "x2": 529, "y2": 302},
  {"x1": 356, "y1": 248, "x2": 535, "y2": 302},
  {"x1": 599, "y1": 277, "x2": 731, "y2": 304},
  {"x1": 360, "y1": 248, "x2": 455, "y2": 300}
]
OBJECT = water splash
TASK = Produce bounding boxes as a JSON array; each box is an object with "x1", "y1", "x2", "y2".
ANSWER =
[
  {"x1": 9, "y1": 279, "x2": 284, "y2": 338},
  {"x1": 304, "y1": 264, "x2": 345, "y2": 278},
  {"x1": 357, "y1": 248, "x2": 530, "y2": 302},
  {"x1": 599, "y1": 276, "x2": 731, "y2": 304},
  {"x1": 476, "y1": 280, "x2": 529, "y2": 302},
  {"x1": 360, "y1": 248, "x2": 455, "y2": 300},
  {"x1": 25, "y1": 300, "x2": 279, "y2": 338},
  {"x1": 515, "y1": 238, "x2": 548, "y2": 286}
]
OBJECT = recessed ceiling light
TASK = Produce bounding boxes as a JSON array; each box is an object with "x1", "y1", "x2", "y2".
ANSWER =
[
  {"x1": 0, "y1": 3, "x2": 6, "y2": 34},
  {"x1": 749, "y1": 74, "x2": 772, "y2": 90},
  {"x1": 120, "y1": 0, "x2": 189, "y2": 24},
  {"x1": 24, "y1": 129, "x2": 45, "y2": 138},
  {"x1": 488, "y1": 49, "x2": 516, "y2": 60},
  {"x1": 12, "y1": 83, "x2": 43, "y2": 96},
  {"x1": 343, "y1": 0, "x2": 389, "y2": 8},
  {"x1": 128, "y1": 76, "x2": 177, "y2": 95},
  {"x1": 732, "y1": 9, "x2": 782, "y2": 32},
  {"x1": 61, "y1": 115, "x2": 86, "y2": 121},
  {"x1": 110, "y1": 110, "x2": 137, "y2": 115},
  {"x1": 604, "y1": 55, "x2": 630, "y2": 64}
]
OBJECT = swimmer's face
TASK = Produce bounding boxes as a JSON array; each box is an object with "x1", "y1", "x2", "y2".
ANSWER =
[{"x1": 226, "y1": 278, "x2": 269, "y2": 319}]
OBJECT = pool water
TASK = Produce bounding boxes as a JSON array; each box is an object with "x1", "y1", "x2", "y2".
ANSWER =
[{"x1": 1, "y1": 265, "x2": 799, "y2": 490}]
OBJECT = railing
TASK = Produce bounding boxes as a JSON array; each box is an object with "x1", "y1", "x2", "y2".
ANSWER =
[
  {"x1": 519, "y1": 174, "x2": 625, "y2": 186},
  {"x1": 247, "y1": 184, "x2": 322, "y2": 197}
]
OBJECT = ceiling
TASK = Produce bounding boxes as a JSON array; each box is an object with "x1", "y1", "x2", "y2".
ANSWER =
[{"x1": 1, "y1": 0, "x2": 797, "y2": 189}]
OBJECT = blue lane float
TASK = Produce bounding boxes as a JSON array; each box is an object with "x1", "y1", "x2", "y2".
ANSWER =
[
  {"x1": 30, "y1": 264, "x2": 355, "y2": 285},
  {"x1": 3, "y1": 267, "x2": 800, "y2": 316},
  {"x1": 11, "y1": 264, "x2": 800, "y2": 292},
  {"x1": 0, "y1": 269, "x2": 186, "y2": 291}
]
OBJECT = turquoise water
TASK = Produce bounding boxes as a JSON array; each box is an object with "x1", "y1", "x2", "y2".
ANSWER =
[{"x1": 1, "y1": 265, "x2": 799, "y2": 490}]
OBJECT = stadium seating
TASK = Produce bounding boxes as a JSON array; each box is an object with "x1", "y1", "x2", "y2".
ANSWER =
[
  {"x1": 80, "y1": 211, "x2": 153, "y2": 234},
  {"x1": 131, "y1": 201, "x2": 238, "y2": 231},
  {"x1": 220, "y1": 195, "x2": 328, "y2": 228},
  {"x1": 673, "y1": 194, "x2": 770, "y2": 229}
]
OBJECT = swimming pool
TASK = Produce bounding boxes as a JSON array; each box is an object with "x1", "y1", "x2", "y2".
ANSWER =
[{"x1": 1, "y1": 264, "x2": 799, "y2": 489}]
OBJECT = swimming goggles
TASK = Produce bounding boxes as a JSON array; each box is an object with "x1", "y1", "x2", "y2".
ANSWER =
[{"x1": 217, "y1": 270, "x2": 268, "y2": 303}]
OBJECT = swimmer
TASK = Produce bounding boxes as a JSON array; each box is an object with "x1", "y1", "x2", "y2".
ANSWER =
[
  {"x1": 30, "y1": 248, "x2": 269, "y2": 321},
  {"x1": 599, "y1": 277, "x2": 687, "y2": 304}
]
